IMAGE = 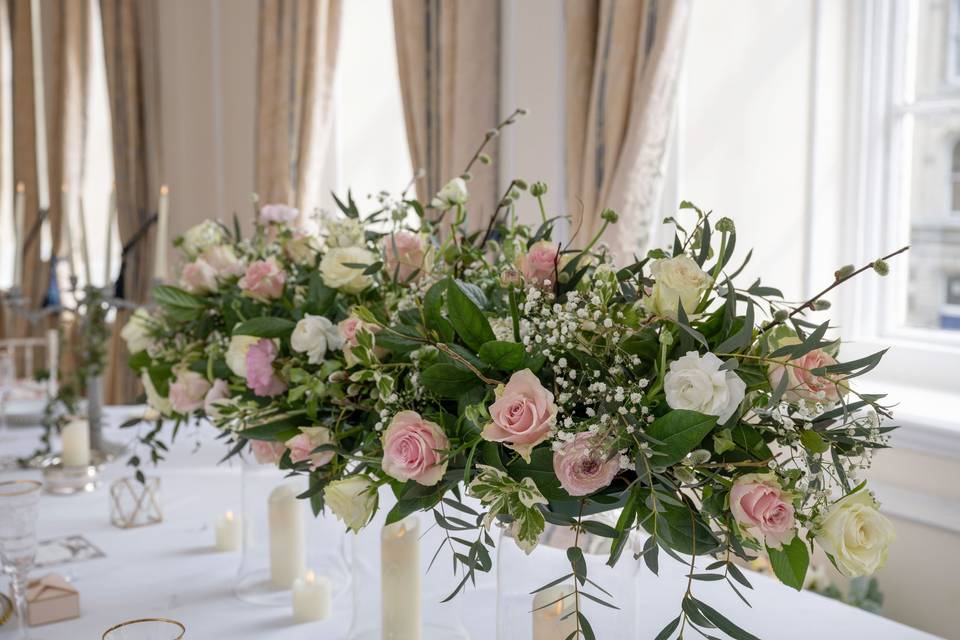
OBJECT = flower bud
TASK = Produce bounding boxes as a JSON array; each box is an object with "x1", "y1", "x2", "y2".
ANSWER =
[
  {"x1": 517, "y1": 108, "x2": 529, "y2": 116},
  {"x1": 773, "y1": 309, "x2": 789, "y2": 322},
  {"x1": 715, "y1": 217, "x2": 736, "y2": 233},
  {"x1": 601, "y1": 208, "x2": 619, "y2": 224},
  {"x1": 558, "y1": 271, "x2": 571, "y2": 284},
  {"x1": 872, "y1": 259, "x2": 889, "y2": 276},
  {"x1": 485, "y1": 129, "x2": 499, "y2": 139},
  {"x1": 530, "y1": 182, "x2": 548, "y2": 197},
  {"x1": 478, "y1": 153, "x2": 492, "y2": 165},
  {"x1": 835, "y1": 264, "x2": 855, "y2": 280},
  {"x1": 499, "y1": 267, "x2": 523, "y2": 287},
  {"x1": 461, "y1": 172, "x2": 472, "y2": 181},
  {"x1": 659, "y1": 330, "x2": 674, "y2": 347},
  {"x1": 812, "y1": 299, "x2": 831, "y2": 311},
  {"x1": 513, "y1": 179, "x2": 528, "y2": 190}
]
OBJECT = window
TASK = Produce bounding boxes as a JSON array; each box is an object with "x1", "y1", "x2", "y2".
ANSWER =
[
  {"x1": 952, "y1": 140, "x2": 960, "y2": 213},
  {"x1": 950, "y1": 0, "x2": 960, "y2": 84}
]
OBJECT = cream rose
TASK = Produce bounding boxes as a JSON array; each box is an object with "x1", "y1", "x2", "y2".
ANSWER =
[
  {"x1": 323, "y1": 217, "x2": 366, "y2": 249},
  {"x1": 664, "y1": 351, "x2": 746, "y2": 423},
  {"x1": 324, "y1": 476, "x2": 377, "y2": 532},
  {"x1": 226, "y1": 334, "x2": 260, "y2": 378},
  {"x1": 815, "y1": 489, "x2": 895, "y2": 577},
  {"x1": 181, "y1": 220, "x2": 225, "y2": 257},
  {"x1": 200, "y1": 245, "x2": 246, "y2": 279},
  {"x1": 285, "y1": 426, "x2": 335, "y2": 470},
  {"x1": 291, "y1": 314, "x2": 344, "y2": 364},
  {"x1": 121, "y1": 308, "x2": 153, "y2": 355},
  {"x1": 430, "y1": 177, "x2": 469, "y2": 208},
  {"x1": 179, "y1": 258, "x2": 219, "y2": 294},
  {"x1": 319, "y1": 246, "x2": 376, "y2": 294},
  {"x1": 643, "y1": 255, "x2": 712, "y2": 319}
]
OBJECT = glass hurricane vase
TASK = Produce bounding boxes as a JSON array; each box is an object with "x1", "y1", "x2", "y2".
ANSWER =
[{"x1": 496, "y1": 521, "x2": 640, "y2": 640}]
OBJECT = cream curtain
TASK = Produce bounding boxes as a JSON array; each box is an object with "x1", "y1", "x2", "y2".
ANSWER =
[
  {"x1": 100, "y1": 0, "x2": 164, "y2": 403},
  {"x1": 393, "y1": 0, "x2": 500, "y2": 231},
  {"x1": 256, "y1": 0, "x2": 341, "y2": 216},
  {"x1": 565, "y1": 0, "x2": 690, "y2": 260}
]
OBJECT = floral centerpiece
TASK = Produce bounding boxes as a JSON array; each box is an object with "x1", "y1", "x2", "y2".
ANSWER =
[{"x1": 125, "y1": 114, "x2": 902, "y2": 639}]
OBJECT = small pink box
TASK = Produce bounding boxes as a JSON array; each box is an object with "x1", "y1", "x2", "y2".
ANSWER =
[{"x1": 17, "y1": 574, "x2": 80, "y2": 626}]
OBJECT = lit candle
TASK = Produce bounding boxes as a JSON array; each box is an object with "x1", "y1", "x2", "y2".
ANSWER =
[
  {"x1": 214, "y1": 510, "x2": 242, "y2": 551},
  {"x1": 268, "y1": 483, "x2": 306, "y2": 589},
  {"x1": 46, "y1": 328, "x2": 58, "y2": 397},
  {"x1": 13, "y1": 182, "x2": 24, "y2": 289},
  {"x1": 532, "y1": 584, "x2": 577, "y2": 640},
  {"x1": 59, "y1": 185, "x2": 76, "y2": 284},
  {"x1": 154, "y1": 185, "x2": 169, "y2": 281},
  {"x1": 292, "y1": 570, "x2": 332, "y2": 623},
  {"x1": 381, "y1": 515, "x2": 421, "y2": 640},
  {"x1": 104, "y1": 184, "x2": 116, "y2": 287},
  {"x1": 77, "y1": 200, "x2": 93, "y2": 286},
  {"x1": 60, "y1": 418, "x2": 90, "y2": 467}
]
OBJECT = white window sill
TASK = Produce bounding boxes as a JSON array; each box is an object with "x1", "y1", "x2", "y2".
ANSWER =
[{"x1": 876, "y1": 381, "x2": 960, "y2": 460}]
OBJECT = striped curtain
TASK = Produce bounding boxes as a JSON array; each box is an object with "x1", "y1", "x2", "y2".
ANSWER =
[
  {"x1": 392, "y1": 0, "x2": 501, "y2": 232},
  {"x1": 565, "y1": 0, "x2": 691, "y2": 260}
]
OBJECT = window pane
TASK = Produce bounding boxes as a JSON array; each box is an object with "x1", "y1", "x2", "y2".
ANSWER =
[{"x1": 916, "y1": 0, "x2": 960, "y2": 96}]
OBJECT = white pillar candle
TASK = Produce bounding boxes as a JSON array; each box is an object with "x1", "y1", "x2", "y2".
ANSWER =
[
  {"x1": 77, "y1": 200, "x2": 93, "y2": 287},
  {"x1": 532, "y1": 584, "x2": 577, "y2": 640},
  {"x1": 13, "y1": 182, "x2": 24, "y2": 289},
  {"x1": 381, "y1": 515, "x2": 421, "y2": 640},
  {"x1": 268, "y1": 483, "x2": 306, "y2": 589},
  {"x1": 214, "y1": 510, "x2": 242, "y2": 551},
  {"x1": 154, "y1": 185, "x2": 169, "y2": 281},
  {"x1": 60, "y1": 418, "x2": 90, "y2": 467},
  {"x1": 45, "y1": 328, "x2": 58, "y2": 397},
  {"x1": 104, "y1": 184, "x2": 116, "y2": 287},
  {"x1": 292, "y1": 570, "x2": 332, "y2": 623}
]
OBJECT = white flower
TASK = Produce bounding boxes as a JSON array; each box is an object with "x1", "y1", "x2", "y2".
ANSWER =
[
  {"x1": 225, "y1": 334, "x2": 260, "y2": 378},
  {"x1": 664, "y1": 351, "x2": 746, "y2": 423},
  {"x1": 643, "y1": 255, "x2": 712, "y2": 319},
  {"x1": 323, "y1": 217, "x2": 366, "y2": 249},
  {"x1": 319, "y1": 246, "x2": 376, "y2": 294},
  {"x1": 259, "y1": 203, "x2": 299, "y2": 225},
  {"x1": 141, "y1": 371, "x2": 171, "y2": 417},
  {"x1": 179, "y1": 258, "x2": 219, "y2": 294},
  {"x1": 324, "y1": 476, "x2": 377, "y2": 532},
  {"x1": 121, "y1": 308, "x2": 153, "y2": 355},
  {"x1": 180, "y1": 220, "x2": 225, "y2": 257},
  {"x1": 291, "y1": 314, "x2": 343, "y2": 364},
  {"x1": 815, "y1": 489, "x2": 895, "y2": 577},
  {"x1": 430, "y1": 177, "x2": 469, "y2": 208}
]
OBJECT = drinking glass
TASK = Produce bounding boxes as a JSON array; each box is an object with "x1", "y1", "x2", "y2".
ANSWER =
[
  {"x1": 0, "y1": 480, "x2": 42, "y2": 639},
  {"x1": 0, "y1": 349, "x2": 15, "y2": 440},
  {"x1": 101, "y1": 618, "x2": 186, "y2": 639}
]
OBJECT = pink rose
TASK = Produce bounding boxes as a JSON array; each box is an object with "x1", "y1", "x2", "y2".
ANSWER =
[
  {"x1": 245, "y1": 338, "x2": 287, "y2": 397},
  {"x1": 179, "y1": 258, "x2": 218, "y2": 294},
  {"x1": 338, "y1": 315, "x2": 381, "y2": 348},
  {"x1": 381, "y1": 410, "x2": 450, "y2": 486},
  {"x1": 517, "y1": 241, "x2": 563, "y2": 290},
  {"x1": 769, "y1": 347, "x2": 845, "y2": 404},
  {"x1": 553, "y1": 433, "x2": 620, "y2": 496},
  {"x1": 239, "y1": 258, "x2": 286, "y2": 302},
  {"x1": 201, "y1": 245, "x2": 246, "y2": 279},
  {"x1": 260, "y1": 203, "x2": 299, "y2": 225},
  {"x1": 482, "y1": 369, "x2": 558, "y2": 461},
  {"x1": 169, "y1": 370, "x2": 212, "y2": 414},
  {"x1": 250, "y1": 440, "x2": 285, "y2": 465},
  {"x1": 203, "y1": 379, "x2": 230, "y2": 416},
  {"x1": 729, "y1": 473, "x2": 796, "y2": 549},
  {"x1": 381, "y1": 232, "x2": 432, "y2": 283},
  {"x1": 284, "y1": 427, "x2": 335, "y2": 470}
]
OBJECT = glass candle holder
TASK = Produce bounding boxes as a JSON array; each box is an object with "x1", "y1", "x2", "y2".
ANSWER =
[
  {"x1": 109, "y1": 477, "x2": 162, "y2": 528},
  {"x1": 102, "y1": 617, "x2": 185, "y2": 639}
]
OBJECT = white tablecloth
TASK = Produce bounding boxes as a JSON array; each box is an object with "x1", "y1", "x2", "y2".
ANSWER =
[{"x1": 0, "y1": 409, "x2": 940, "y2": 639}]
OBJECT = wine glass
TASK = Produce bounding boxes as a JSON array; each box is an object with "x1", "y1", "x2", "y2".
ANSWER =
[
  {"x1": 0, "y1": 480, "x2": 42, "y2": 639},
  {"x1": 101, "y1": 618, "x2": 186, "y2": 639},
  {"x1": 0, "y1": 348, "x2": 15, "y2": 440}
]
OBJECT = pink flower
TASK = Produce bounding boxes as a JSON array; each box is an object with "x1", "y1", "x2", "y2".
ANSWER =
[
  {"x1": 729, "y1": 473, "x2": 796, "y2": 549},
  {"x1": 244, "y1": 339, "x2": 287, "y2": 397},
  {"x1": 239, "y1": 258, "x2": 286, "y2": 302},
  {"x1": 284, "y1": 427, "x2": 335, "y2": 470},
  {"x1": 338, "y1": 315, "x2": 381, "y2": 348},
  {"x1": 285, "y1": 229, "x2": 319, "y2": 265},
  {"x1": 769, "y1": 347, "x2": 845, "y2": 404},
  {"x1": 201, "y1": 245, "x2": 246, "y2": 279},
  {"x1": 168, "y1": 370, "x2": 212, "y2": 414},
  {"x1": 179, "y1": 259, "x2": 218, "y2": 294},
  {"x1": 482, "y1": 369, "x2": 557, "y2": 462},
  {"x1": 381, "y1": 410, "x2": 450, "y2": 486},
  {"x1": 381, "y1": 232, "x2": 432, "y2": 283},
  {"x1": 517, "y1": 241, "x2": 563, "y2": 290},
  {"x1": 203, "y1": 379, "x2": 230, "y2": 416},
  {"x1": 553, "y1": 433, "x2": 620, "y2": 496},
  {"x1": 250, "y1": 440, "x2": 285, "y2": 465},
  {"x1": 260, "y1": 203, "x2": 299, "y2": 225}
]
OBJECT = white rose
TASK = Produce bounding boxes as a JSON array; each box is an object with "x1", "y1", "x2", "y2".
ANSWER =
[
  {"x1": 291, "y1": 314, "x2": 343, "y2": 364},
  {"x1": 225, "y1": 334, "x2": 261, "y2": 378},
  {"x1": 319, "y1": 246, "x2": 376, "y2": 294},
  {"x1": 430, "y1": 177, "x2": 469, "y2": 208},
  {"x1": 285, "y1": 230, "x2": 320, "y2": 265},
  {"x1": 815, "y1": 490, "x2": 895, "y2": 577},
  {"x1": 664, "y1": 351, "x2": 746, "y2": 423},
  {"x1": 201, "y1": 245, "x2": 246, "y2": 279},
  {"x1": 121, "y1": 308, "x2": 153, "y2": 355},
  {"x1": 141, "y1": 371, "x2": 171, "y2": 417},
  {"x1": 323, "y1": 217, "x2": 366, "y2": 249},
  {"x1": 643, "y1": 255, "x2": 712, "y2": 319},
  {"x1": 181, "y1": 220, "x2": 225, "y2": 257},
  {"x1": 324, "y1": 476, "x2": 377, "y2": 532}
]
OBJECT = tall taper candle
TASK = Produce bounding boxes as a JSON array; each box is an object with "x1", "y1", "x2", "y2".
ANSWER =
[
  {"x1": 60, "y1": 418, "x2": 90, "y2": 467},
  {"x1": 154, "y1": 185, "x2": 169, "y2": 281},
  {"x1": 104, "y1": 184, "x2": 116, "y2": 286},
  {"x1": 29, "y1": 0, "x2": 49, "y2": 211},
  {"x1": 77, "y1": 199, "x2": 93, "y2": 286},
  {"x1": 268, "y1": 483, "x2": 306, "y2": 588},
  {"x1": 46, "y1": 328, "x2": 58, "y2": 397},
  {"x1": 381, "y1": 515, "x2": 421, "y2": 640},
  {"x1": 13, "y1": 182, "x2": 24, "y2": 289},
  {"x1": 59, "y1": 185, "x2": 76, "y2": 283}
]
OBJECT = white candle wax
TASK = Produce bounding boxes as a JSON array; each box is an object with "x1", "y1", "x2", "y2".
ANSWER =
[
  {"x1": 45, "y1": 328, "x2": 58, "y2": 397},
  {"x1": 154, "y1": 185, "x2": 169, "y2": 281},
  {"x1": 60, "y1": 418, "x2": 90, "y2": 467},
  {"x1": 60, "y1": 185, "x2": 76, "y2": 283},
  {"x1": 13, "y1": 182, "x2": 24, "y2": 289},
  {"x1": 381, "y1": 515, "x2": 421, "y2": 640},
  {"x1": 532, "y1": 584, "x2": 577, "y2": 640},
  {"x1": 268, "y1": 483, "x2": 306, "y2": 588},
  {"x1": 29, "y1": 0, "x2": 49, "y2": 211},
  {"x1": 214, "y1": 510, "x2": 242, "y2": 551},
  {"x1": 77, "y1": 200, "x2": 93, "y2": 286},
  {"x1": 104, "y1": 185, "x2": 116, "y2": 286},
  {"x1": 292, "y1": 570, "x2": 331, "y2": 623}
]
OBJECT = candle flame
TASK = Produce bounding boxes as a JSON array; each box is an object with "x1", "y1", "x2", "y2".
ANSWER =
[
  {"x1": 61, "y1": 183, "x2": 68, "y2": 192},
  {"x1": 160, "y1": 185, "x2": 169, "y2": 196},
  {"x1": 305, "y1": 570, "x2": 316, "y2": 584},
  {"x1": 225, "y1": 510, "x2": 234, "y2": 521},
  {"x1": 16, "y1": 182, "x2": 24, "y2": 192}
]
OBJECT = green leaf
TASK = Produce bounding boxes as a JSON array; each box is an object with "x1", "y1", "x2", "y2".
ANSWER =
[
  {"x1": 693, "y1": 597, "x2": 762, "y2": 640},
  {"x1": 645, "y1": 410, "x2": 717, "y2": 466},
  {"x1": 152, "y1": 285, "x2": 204, "y2": 321},
  {"x1": 800, "y1": 429, "x2": 829, "y2": 454},
  {"x1": 636, "y1": 500, "x2": 719, "y2": 556},
  {"x1": 420, "y1": 363, "x2": 483, "y2": 397},
  {"x1": 446, "y1": 279, "x2": 495, "y2": 351},
  {"x1": 478, "y1": 340, "x2": 525, "y2": 371},
  {"x1": 423, "y1": 280, "x2": 455, "y2": 342},
  {"x1": 566, "y1": 546, "x2": 587, "y2": 584},
  {"x1": 767, "y1": 537, "x2": 809, "y2": 590},
  {"x1": 654, "y1": 615, "x2": 681, "y2": 640},
  {"x1": 239, "y1": 414, "x2": 302, "y2": 442},
  {"x1": 304, "y1": 272, "x2": 336, "y2": 315},
  {"x1": 581, "y1": 520, "x2": 619, "y2": 538},
  {"x1": 233, "y1": 316, "x2": 297, "y2": 339},
  {"x1": 506, "y1": 447, "x2": 566, "y2": 500}
]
